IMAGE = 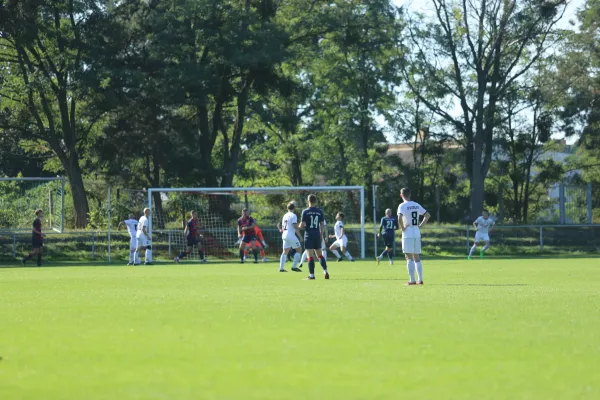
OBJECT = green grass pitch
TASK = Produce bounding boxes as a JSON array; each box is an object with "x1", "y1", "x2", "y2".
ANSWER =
[{"x1": 1, "y1": 258, "x2": 599, "y2": 399}]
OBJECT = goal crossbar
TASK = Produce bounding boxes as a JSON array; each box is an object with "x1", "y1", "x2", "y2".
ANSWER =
[{"x1": 147, "y1": 186, "x2": 366, "y2": 259}]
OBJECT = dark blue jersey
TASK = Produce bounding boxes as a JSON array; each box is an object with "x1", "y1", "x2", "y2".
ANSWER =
[
  {"x1": 380, "y1": 216, "x2": 398, "y2": 235},
  {"x1": 301, "y1": 207, "x2": 324, "y2": 235},
  {"x1": 187, "y1": 218, "x2": 199, "y2": 238},
  {"x1": 33, "y1": 217, "x2": 42, "y2": 239}
]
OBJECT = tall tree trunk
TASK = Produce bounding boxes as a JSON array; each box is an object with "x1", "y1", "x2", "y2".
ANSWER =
[
  {"x1": 336, "y1": 138, "x2": 351, "y2": 186},
  {"x1": 152, "y1": 191, "x2": 165, "y2": 229},
  {"x1": 470, "y1": 159, "x2": 485, "y2": 220},
  {"x1": 290, "y1": 147, "x2": 303, "y2": 186},
  {"x1": 221, "y1": 76, "x2": 251, "y2": 188},
  {"x1": 62, "y1": 155, "x2": 89, "y2": 228}
]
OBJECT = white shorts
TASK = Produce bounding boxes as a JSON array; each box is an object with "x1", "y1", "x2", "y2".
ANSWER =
[
  {"x1": 282, "y1": 235, "x2": 301, "y2": 250},
  {"x1": 402, "y1": 237, "x2": 422, "y2": 254},
  {"x1": 332, "y1": 236, "x2": 348, "y2": 248},
  {"x1": 136, "y1": 233, "x2": 149, "y2": 248},
  {"x1": 475, "y1": 232, "x2": 490, "y2": 242},
  {"x1": 129, "y1": 236, "x2": 138, "y2": 250}
]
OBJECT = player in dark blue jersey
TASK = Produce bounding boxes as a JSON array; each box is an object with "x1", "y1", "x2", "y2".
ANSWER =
[
  {"x1": 377, "y1": 208, "x2": 399, "y2": 265},
  {"x1": 22, "y1": 209, "x2": 45, "y2": 266},
  {"x1": 174, "y1": 210, "x2": 207, "y2": 263},
  {"x1": 300, "y1": 194, "x2": 330, "y2": 280}
]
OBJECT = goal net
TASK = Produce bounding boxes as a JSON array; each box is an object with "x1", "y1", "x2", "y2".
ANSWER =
[
  {"x1": 0, "y1": 177, "x2": 65, "y2": 233},
  {"x1": 147, "y1": 186, "x2": 365, "y2": 261}
]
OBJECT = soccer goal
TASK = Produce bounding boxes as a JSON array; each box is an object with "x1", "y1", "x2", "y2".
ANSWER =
[
  {"x1": 147, "y1": 186, "x2": 365, "y2": 261},
  {"x1": 0, "y1": 177, "x2": 65, "y2": 233}
]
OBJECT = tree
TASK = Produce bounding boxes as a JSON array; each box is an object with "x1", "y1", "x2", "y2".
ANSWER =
[
  {"x1": 308, "y1": 0, "x2": 403, "y2": 212},
  {"x1": 556, "y1": 0, "x2": 600, "y2": 220},
  {"x1": 491, "y1": 79, "x2": 560, "y2": 223},
  {"x1": 0, "y1": 0, "x2": 112, "y2": 227},
  {"x1": 401, "y1": 0, "x2": 567, "y2": 219}
]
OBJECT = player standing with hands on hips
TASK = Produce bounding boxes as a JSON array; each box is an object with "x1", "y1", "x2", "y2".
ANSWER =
[{"x1": 397, "y1": 188, "x2": 430, "y2": 285}]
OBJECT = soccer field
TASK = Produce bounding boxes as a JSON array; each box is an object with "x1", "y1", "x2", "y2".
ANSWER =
[{"x1": 1, "y1": 259, "x2": 599, "y2": 400}]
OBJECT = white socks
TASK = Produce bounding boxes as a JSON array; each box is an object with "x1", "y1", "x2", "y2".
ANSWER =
[
  {"x1": 145, "y1": 249, "x2": 152, "y2": 263},
  {"x1": 469, "y1": 244, "x2": 477, "y2": 256},
  {"x1": 482, "y1": 244, "x2": 490, "y2": 252},
  {"x1": 416, "y1": 261, "x2": 423, "y2": 282},
  {"x1": 321, "y1": 250, "x2": 327, "y2": 261},
  {"x1": 129, "y1": 250, "x2": 134, "y2": 264},
  {"x1": 344, "y1": 251, "x2": 353, "y2": 261},
  {"x1": 292, "y1": 253, "x2": 300, "y2": 269},
  {"x1": 279, "y1": 254, "x2": 287, "y2": 271},
  {"x1": 332, "y1": 249, "x2": 341, "y2": 259},
  {"x1": 300, "y1": 250, "x2": 309, "y2": 265},
  {"x1": 407, "y1": 259, "x2": 416, "y2": 282}
]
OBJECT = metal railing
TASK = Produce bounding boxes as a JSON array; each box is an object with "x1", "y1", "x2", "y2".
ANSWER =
[{"x1": 2, "y1": 224, "x2": 599, "y2": 265}]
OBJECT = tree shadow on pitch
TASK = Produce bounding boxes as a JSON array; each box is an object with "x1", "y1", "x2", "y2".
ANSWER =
[
  {"x1": 336, "y1": 278, "x2": 406, "y2": 281},
  {"x1": 440, "y1": 283, "x2": 528, "y2": 287}
]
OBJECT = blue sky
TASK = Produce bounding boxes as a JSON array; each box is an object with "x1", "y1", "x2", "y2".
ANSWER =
[{"x1": 385, "y1": 0, "x2": 585, "y2": 144}]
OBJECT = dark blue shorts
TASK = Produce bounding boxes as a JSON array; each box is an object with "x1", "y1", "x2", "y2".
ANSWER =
[
  {"x1": 242, "y1": 234, "x2": 256, "y2": 244},
  {"x1": 304, "y1": 232, "x2": 321, "y2": 250},
  {"x1": 187, "y1": 236, "x2": 201, "y2": 247},
  {"x1": 32, "y1": 237, "x2": 43, "y2": 249},
  {"x1": 382, "y1": 233, "x2": 395, "y2": 248}
]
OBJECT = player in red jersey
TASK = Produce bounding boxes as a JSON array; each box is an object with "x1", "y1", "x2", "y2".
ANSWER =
[
  {"x1": 22, "y1": 209, "x2": 45, "y2": 266},
  {"x1": 237, "y1": 208, "x2": 259, "y2": 264},
  {"x1": 174, "y1": 210, "x2": 207, "y2": 263}
]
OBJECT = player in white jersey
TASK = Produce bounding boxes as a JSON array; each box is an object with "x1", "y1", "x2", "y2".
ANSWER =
[
  {"x1": 134, "y1": 208, "x2": 152, "y2": 265},
  {"x1": 298, "y1": 218, "x2": 328, "y2": 268},
  {"x1": 329, "y1": 212, "x2": 354, "y2": 262},
  {"x1": 118, "y1": 213, "x2": 141, "y2": 265},
  {"x1": 468, "y1": 210, "x2": 495, "y2": 259},
  {"x1": 278, "y1": 201, "x2": 303, "y2": 272},
  {"x1": 397, "y1": 187, "x2": 430, "y2": 285}
]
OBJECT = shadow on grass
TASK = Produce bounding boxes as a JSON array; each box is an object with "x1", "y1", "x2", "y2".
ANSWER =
[
  {"x1": 0, "y1": 264, "x2": 124, "y2": 269},
  {"x1": 335, "y1": 278, "x2": 406, "y2": 281},
  {"x1": 440, "y1": 283, "x2": 528, "y2": 287}
]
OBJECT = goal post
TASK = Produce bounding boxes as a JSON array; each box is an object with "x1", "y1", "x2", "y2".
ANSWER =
[
  {"x1": 0, "y1": 177, "x2": 65, "y2": 233},
  {"x1": 147, "y1": 186, "x2": 365, "y2": 261}
]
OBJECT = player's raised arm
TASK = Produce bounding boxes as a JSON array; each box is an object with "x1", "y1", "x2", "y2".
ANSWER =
[{"x1": 473, "y1": 218, "x2": 479, "y2": 230}]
